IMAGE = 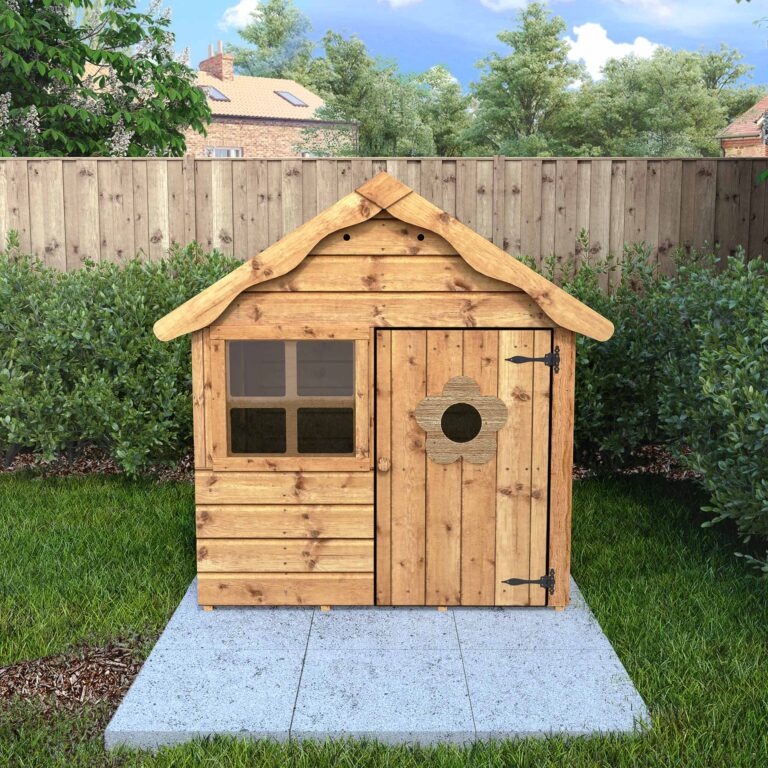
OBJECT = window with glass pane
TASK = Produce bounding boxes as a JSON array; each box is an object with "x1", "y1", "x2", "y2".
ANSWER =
[{"x1": 226, "y1": 340, "x2": 356, "y2": 456}]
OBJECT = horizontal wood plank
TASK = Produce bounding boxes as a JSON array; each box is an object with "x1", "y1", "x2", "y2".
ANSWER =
[
  {"x1": 197, "y1": 538, "x2": 373, "y2": 572},
  {"x1": 196, "y1": 505, "x2": 374, "y2": 538},
  {"x1": 197, "y1": 572, "x2": 373, "y2": 606},
  {"x1": 247, "y1": 256, "x2": 518, "y2": 293},
  {"x1": 214, "y1": 292, "x2": 553, "y2": 330},
  {"x1": 195, "y1": 470, "x2": 373, "y2": 504},
  {"x1": 311, "y1": 218, "x2": 456, "y2": 255}
]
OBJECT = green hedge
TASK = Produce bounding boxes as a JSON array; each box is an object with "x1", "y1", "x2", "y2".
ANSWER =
[
  {"x1": 0, "y1": 234, "x2": 765, "y2": 570},
  {"x1": 0, "y1": 235, "x2": 239, "y2": 473},
  {"x1": 552, "y1": 244, "x2": 768, "y2": 571}
]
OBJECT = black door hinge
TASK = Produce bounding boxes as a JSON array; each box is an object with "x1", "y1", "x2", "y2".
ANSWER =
[
  {"x1": 502, "y1": 568, "x2": 555, "y2": 595},
  {"x1": 505, "y1": 346, "x2": 560, "y2": 373}
]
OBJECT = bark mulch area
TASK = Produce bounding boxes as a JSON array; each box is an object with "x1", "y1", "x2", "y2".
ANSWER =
[
  {"x1": 574, "y1": 444, "x2": 701, "y2": 482},
  {"x1": 2, "y1": 444, "x2": 699, "y2": 484},
  {"x1": 0, "y1": 640, "x2": 148, "y2": 716},
  {"x1": 0, "y1": 445, "x2": 194, "y2": 484}
]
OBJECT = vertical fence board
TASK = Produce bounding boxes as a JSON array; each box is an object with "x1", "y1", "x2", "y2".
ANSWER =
[
  {"x1": 246, "y1": 159, "x2": 269, "y2": 255},
  {"x1": 63, "y1": 159, "x2": 99, "y2": 268},
  {"x1": 420, "y1": 158, "x2": 442, "y2": 209},
  {"x1": 441, "y1": 159, "x2": 457, "y2": 218},
  {"x1": 575, "y1": 160, "x2": 591, "y2": 266},
  {"x1": 456, "y1": 158, "x2": 477, "y2": 232},
  {"x1": 503, "y1": 159, "x2": 522, "y2": 256},
  {"x1": 194, "y1": 160, "x2": 213, "y2": 250},
  {"x1": 146, "y1": 161, "x2": 170, "y2": 262},
  {"x1": 749, "y1": 158, "x2": 768, "y2": 259},
  {"x1": 554, "y1": 159, "x2": 578, "y2": 272},
  {"x1": 588, "y1": 159, "x2": 611, "y2": 264},
  {"x1": 301, "y1": 158, "x2": 318, "y2": 221},
  {"x1": 540, "y1": 160, "x2": 556, "y2": 262},
  {"x1": 231, "y1": 161, "x2": 249, "y2": 260},
  {"x1": 266, "y1": 160, "x2": 282, "y2": 244},
  {"x1": 167, "y1": 159, "x2": 185, "y2": 247},
  {"x1": 4, "y1": 159, "x2": 31, "y2": 252},
  {"x1": 678, "y1": 160, "x2": 696, "y2": 254},
  {"x1": 644, "y1": 160, "x2": 661, "y2": 260},
  {"x1": 212, "y1": 159, "x2": 234, "y2": 255},
  {"x1": 624, "y1": 159, "x2": 646, "y2": 246},
  {"x1": 28, "y1": 159, "x2": 65, "y2": 269},
  {"x1": 132, "y1": 160, "x2": 149, "y2": 260},
  {"x1": 520, "y1": 159, "x2": 542, "y2": 262},
  {"x1": 693, "y1": 159, "x2": 717, "y2": 250},
  {"x1": 609, "y1": 161, "x2": 626, "y2": 286},
  {"x1": 715, "y1": 160, "x2": 740, "y2": 259},
  {"x1": 658, "y1": 159, "x2": 682, "y2": 274},
  {"x1": 476, "y1": 158, "x2": 494, "y2": 240},
  {"x1": 281, "y1": 159, "x2": 303, "y2": 235}
]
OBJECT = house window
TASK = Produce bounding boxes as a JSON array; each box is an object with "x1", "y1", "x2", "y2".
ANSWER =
[
  {"x1": 201, "y1": 85, "x2": 230, "y2": 102},
  {"x1": 275, "y1": 90, "x2": 308, "y2": 107},
  {"x1": 204, "y1": 147, "x2": 243, "y2": 158},
  {"x1": 227, "y1": 340, "x2": 355, "y2": 456}
]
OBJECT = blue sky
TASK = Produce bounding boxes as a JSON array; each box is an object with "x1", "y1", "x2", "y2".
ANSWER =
[{"x1": 168, "y1": 0, "x2": 767, "y2": 87}]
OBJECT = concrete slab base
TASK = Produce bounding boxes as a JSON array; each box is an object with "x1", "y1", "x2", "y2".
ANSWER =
[{"x1": 105, "y1": 580, "x2": 649, "y2": 750}]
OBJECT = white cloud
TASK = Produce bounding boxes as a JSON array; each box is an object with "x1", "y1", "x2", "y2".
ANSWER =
[
  {"x1": 378, "y1": 0, "x2": 424, "y2": 7},
  {"x1": 479, "y1": 0, "x2": 526, "y2": 10},
  {"x1": 219, "y1": 0, "x2": 259, "y2": 30},
  {"x1": 565, "y1": 22, "x2": 659, "y2": 80}
]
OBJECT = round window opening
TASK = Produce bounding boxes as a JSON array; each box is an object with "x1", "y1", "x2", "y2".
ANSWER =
[{"x1": 441, "y1": 402, "x2": 483, "y2": 443}]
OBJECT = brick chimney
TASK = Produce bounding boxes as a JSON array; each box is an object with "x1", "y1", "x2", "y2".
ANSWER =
[{"x1": 199, "y1": 40, "x2": 234, "y2": 81}]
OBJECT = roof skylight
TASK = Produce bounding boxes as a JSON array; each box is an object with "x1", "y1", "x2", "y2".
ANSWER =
[
  {"x1": 275, "y1": 90, "x2": 308, "y2": 107},
  {"x1": 201, "y1": 85, "x2": 230, "y2": 102}
]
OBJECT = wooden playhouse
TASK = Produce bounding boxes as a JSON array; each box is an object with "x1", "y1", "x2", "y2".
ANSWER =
[{"x1": 154, "y1": 172, "x2": 613, "y2": 610}]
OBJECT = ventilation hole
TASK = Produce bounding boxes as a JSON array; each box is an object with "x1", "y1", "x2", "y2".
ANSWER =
[
  {"x1": 441, "y1": 402, "x2": 482, "y2": 444},
  {"x1": 343, "y1": 233, "x2": 351, "y2": 241},
  {"x1": 417, "y1": 233, "x2": 425, "y2": 241}
]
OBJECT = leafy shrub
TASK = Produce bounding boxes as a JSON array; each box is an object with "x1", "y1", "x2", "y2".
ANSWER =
[
  {"x1": 540, "y1": 237, "x2": 668, "y2": 466},
  {"x1": 0, "y1": 237, "x2": 239, "y2": 473},
  {"x1": 655, "y1": 252, "x2": 768, "y2": 572}
]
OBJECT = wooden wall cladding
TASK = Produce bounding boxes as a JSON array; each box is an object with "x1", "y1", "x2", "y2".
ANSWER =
[{"x1": 2, "y1": 157, "x2": 764, "y2": 274}]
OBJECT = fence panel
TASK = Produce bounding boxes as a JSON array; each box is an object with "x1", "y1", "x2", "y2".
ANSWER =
[{"x1": 0, "y1": 157, "x2": 763, "y2": 271}]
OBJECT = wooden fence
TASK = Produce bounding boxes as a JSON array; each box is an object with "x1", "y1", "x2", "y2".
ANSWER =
[{"x1": 0, "y1": 157, "x2": 765, "y2": 273}]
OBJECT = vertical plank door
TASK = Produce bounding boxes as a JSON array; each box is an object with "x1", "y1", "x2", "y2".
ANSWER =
[{"x1": 375, "y1": 328, "x2": 552, "y2": 606}]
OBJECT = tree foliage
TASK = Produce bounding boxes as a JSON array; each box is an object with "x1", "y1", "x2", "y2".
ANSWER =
[
  {"x1": 225, "y1": 0, "x2": 314, "y2": 80},
  {"x1": 466, "y1": 2, "x2": 583, "y2": 155},
  {"x1": 0, "y1": 0, "x2": 210, "y2": 157}
]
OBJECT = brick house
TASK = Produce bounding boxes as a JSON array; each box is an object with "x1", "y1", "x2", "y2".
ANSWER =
[
  {"x1": 719, "y1": 94, "x2": 768, "y2": 157},
  {"x1": 184, "y1": 43, "x2": 357, "y2": 158}
]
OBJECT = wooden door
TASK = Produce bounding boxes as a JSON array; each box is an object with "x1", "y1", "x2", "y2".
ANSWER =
[{"x1": 375, "y1": 329, "x2": 552, "y2": 606}]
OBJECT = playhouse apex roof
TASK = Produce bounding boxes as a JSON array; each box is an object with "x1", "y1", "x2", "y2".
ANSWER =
[{"x1": 154, "y1": 171, "x2": 613, "y2": 343}]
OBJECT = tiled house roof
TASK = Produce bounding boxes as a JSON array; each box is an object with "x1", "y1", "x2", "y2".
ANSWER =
[
  {"x1": 719, "y1": 93, "x2": 768, "y2": 139},
  {"x1": 196, "y1": 71, "x2": 328, "y2": 122}
]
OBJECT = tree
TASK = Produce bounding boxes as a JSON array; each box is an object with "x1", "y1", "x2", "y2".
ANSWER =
[
  {"x1": 571, "y1": 49, "x2": 729, "y2": 156},
  {"x1": 226, "y1": 0, "x2": 314, "y2": 80},
  {"x1": 697, "y1": 44, "x2": 764, "y2": 122},
  {"x1": 467, "y1": 2, "x2": 583, "y2": 154},
  {"x1": 0, "y1": 0, "x2": 210, "y2": 157},
  {"x1": 415, "y1": 66, "x2": 471, "y2": 156},
  {"x1": 300, "y1": 32, "x2": 434, "y2": 157}
]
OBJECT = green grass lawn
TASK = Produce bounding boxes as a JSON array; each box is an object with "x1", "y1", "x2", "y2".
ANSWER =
[{"x1": 1, "y1": 473, "x2": 766, "y2": 767}]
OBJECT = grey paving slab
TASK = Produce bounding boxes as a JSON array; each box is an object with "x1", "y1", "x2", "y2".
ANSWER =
[
  {"x1": 453, "y1": 579, "x2": 612, "y2": 652},
  {"x1": 463, "y1": 647, "x2": 650, "y2": 738},
  {"x1": 105, "y1": 646, "x2": 303, "y2": 750},
  {"x1": 152, "y1": 581, "x2": 313, "y2": 653},
  {"x1": 309, "y1": 606, "x2": 458, "y2": 650},
  {"x1": 291, "y1": 648, "x2": 475, "y2": 744},
  {"x1": 105, "y1": 577, "x2": 649, "y2": 751}
]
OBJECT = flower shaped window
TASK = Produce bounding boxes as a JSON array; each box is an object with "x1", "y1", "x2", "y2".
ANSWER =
[{"x1": 415, "y1": 376, "x2": 508, "y2": 465}]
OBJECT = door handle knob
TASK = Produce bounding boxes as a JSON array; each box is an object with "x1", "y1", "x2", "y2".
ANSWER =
[{"x1": 377, "y1": 457, "x2": 391, "y2": 473}]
